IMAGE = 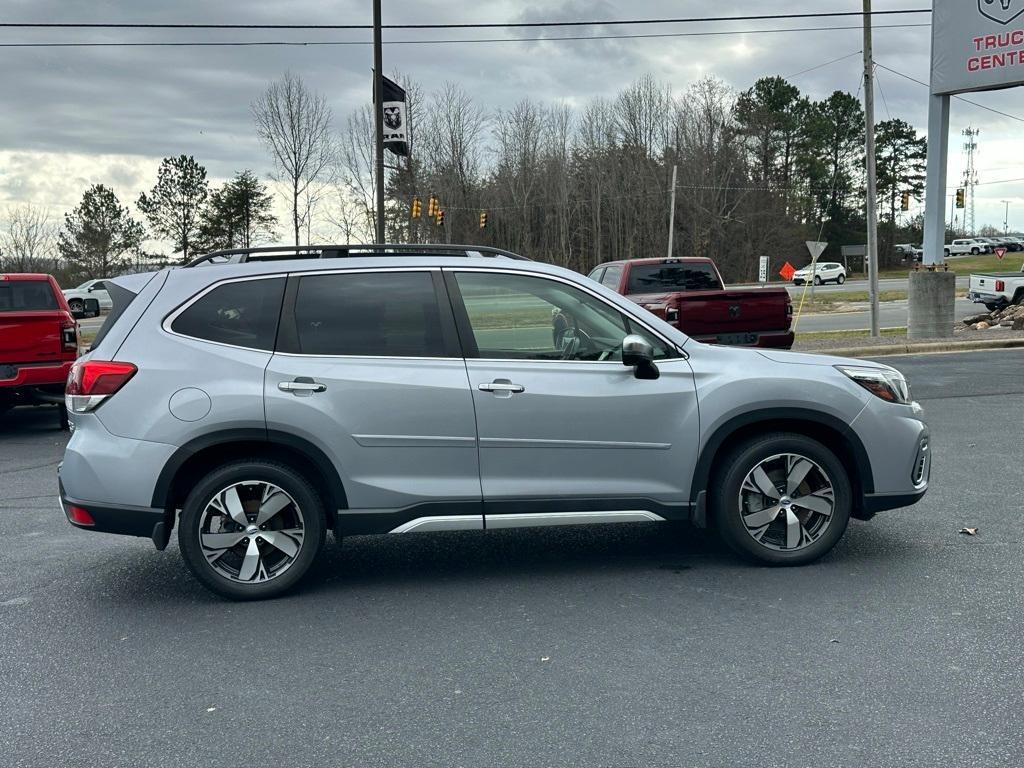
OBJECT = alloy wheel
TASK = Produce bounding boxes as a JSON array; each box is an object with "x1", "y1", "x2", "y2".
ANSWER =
[
  {"x1": 198, "y1": 481, "x2": 305, "y2": 584},
  {"x1": 737, "y1": 453, "x2": 835, "y2": 552}
]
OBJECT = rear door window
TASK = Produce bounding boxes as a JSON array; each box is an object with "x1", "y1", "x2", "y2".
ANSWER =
[
  {"x1": 599, "y1": 264, "x2": 624, "y2": 290},
  {"x1": 282, "y1": 271, "x2": 452, "y2": 357},
  {"x1": 0, "y1": 280, "x2": 58, "y2": 311},
  {"x1": 171, "y1": 277, "x2": 285, "y2": 350}
]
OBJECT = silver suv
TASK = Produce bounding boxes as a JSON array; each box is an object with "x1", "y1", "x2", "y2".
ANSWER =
[{"x1": 58, "y1": 245, "x2": 930, "y2": 599}]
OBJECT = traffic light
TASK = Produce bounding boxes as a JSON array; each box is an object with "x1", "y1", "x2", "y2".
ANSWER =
[
  {"x1": 427, "y1": 194, "x2": 439, "y2": 218},
  {"x1": 436, "y1": 209, "x2": 445, "y2": 227},
  {"x1": 901, "y1": 191, "x2": 910, "y2": 212},
  {"x1": 411, "y1": 196, "x2": 422, "y2": 219},
  {"x1": 956, "y1": 188, "x2": 965, "y2": 209},
  {"x1": 479, "y1": 211, "x2": 488, "y2": 229}
]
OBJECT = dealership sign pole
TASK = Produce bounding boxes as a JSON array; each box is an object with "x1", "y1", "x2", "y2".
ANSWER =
[{"x1": 912, "y1": 0, "x2": 1024, "y2": 338}]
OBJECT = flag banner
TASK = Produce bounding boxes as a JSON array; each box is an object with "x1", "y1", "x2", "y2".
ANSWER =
[{"x1": 380, "y1": 75, "x2": 409, "y2": 157}]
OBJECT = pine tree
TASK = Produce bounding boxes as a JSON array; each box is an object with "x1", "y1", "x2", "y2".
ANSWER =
[
  {"x1": 137, "y1": 155, "x2": 209, "y2": 264},
  {"x1": 58, "y1": 185, "x2": 145, "y2": 278},
  {"x1": 198, "y1": 170, "x2": 278, "y2": 252}
]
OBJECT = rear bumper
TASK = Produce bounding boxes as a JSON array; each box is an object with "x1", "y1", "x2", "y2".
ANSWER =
[
  {"x1": 0, "y1": 360, "x2": 73, "y2": 396},
  {"x1": 58, "y1": 473, "x2": 166, "y2": 540},
  {"x1": 691, "y1": 330, "x2": 795, "y2": 349},
  {"x1": 966, "y1": 291, "x2": 1005, "y2": 306}
]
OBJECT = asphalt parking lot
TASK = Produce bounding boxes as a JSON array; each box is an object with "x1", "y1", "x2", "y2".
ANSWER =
[{"x1": 2, "y1": 349, "x2": 1023, "y2": 768}]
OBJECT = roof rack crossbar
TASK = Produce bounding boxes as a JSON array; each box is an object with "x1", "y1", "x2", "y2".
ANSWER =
[{"x1": 186, "y1": 243, "x2": 529, "y2": 267}]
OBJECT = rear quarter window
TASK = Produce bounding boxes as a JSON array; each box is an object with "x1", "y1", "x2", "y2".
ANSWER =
[{"x1": 170, "y1": 277, "x2": 285, "y2": 350}]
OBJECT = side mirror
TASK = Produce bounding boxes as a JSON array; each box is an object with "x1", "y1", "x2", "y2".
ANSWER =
[
  {"x1": 621, "y1": 334, "x2": 659, "y2": 380},
  {"x1": 71, "y1": 298, "x2": 101, "y2": 319}
]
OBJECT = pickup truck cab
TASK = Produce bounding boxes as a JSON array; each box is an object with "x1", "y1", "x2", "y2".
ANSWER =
[
  {"x1": 0, "y1": 273, "x2": 94, "y2": 425},
  {"x1": 967, "y1": 263, "x2": 1024, "y2": 310},
  {"x1": 589, "y1": 257, "x2": 794, "y2": 349},
  {"x1": 946, "y1": 239, "x2": 991, "y2": 256}
]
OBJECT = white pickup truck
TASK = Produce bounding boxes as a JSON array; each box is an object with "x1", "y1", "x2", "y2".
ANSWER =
[
  {"x1": 967, "y1": 263, "x2": 1024, "y2": 310},
  {"x1": 945, "y1": 238, "x2": 991, "y2": 256}
]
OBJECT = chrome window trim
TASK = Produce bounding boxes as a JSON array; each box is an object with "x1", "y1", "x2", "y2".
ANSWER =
[{"x1": 447, "y1": 266, "x2": 686, "y2": 359}]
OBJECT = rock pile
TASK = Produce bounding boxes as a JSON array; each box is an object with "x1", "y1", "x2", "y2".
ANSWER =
[{"x1": 962, "y1": 303, "x2": 1024, "y2": 331}]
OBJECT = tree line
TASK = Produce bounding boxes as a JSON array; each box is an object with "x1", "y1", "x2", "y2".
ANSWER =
[{"x1": 1, "y1": 70, "x2": 932, "y2": 284}]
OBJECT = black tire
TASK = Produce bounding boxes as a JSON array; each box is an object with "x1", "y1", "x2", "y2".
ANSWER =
[
  {"x1": 836, "y1": 274, "x2": 846, "y2": 285},
  {"x1": 971, "y1": 248, "x2": 980, "y2": 255},
  {"x1": 178, "y1": 460, "x2": 327, "y2": 600},
  {"x1": 985, "y1": 303, "x2": 1000, "y2": 312},
  {"x1": 944, "y1": 249, "x2": 950, "y2": 257},
  {"x1": 711, "y1": 432, "x2": 852, "y2": 566},
  {"x1": 813, "y1": 275, "x2": 822, "y2": 286}
]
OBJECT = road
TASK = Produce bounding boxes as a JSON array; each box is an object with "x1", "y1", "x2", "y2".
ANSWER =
[
  {"x1": 732, "y1": 274, "x2": 971, "y2": 295},
  {"x1": 797, "y1": 296, "x2": 981, "y2": 332},
  {"x1": 2, "y1": 349, "x2": 1023, "y2": 767}
]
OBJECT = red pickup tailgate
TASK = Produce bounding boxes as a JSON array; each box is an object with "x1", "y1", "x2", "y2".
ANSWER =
[
  {"x1": 631, "y1": 288, "x2": 793, "y2": 346},
  {"x1": 0, "y1": 312, "x2": 63, "y2": 363}
]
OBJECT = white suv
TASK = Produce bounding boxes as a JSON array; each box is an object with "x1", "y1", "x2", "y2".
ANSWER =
[{"x1": 792, "y1": 262, "x2": 846, "y2": 286}]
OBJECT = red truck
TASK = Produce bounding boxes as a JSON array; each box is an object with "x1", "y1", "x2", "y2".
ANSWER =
[
  {"x1": 588, "y1": 257, "x2": 794, "y2": 349},
  {"x1": 0, "y1": 273, "x2": 93, "y2": 427}
]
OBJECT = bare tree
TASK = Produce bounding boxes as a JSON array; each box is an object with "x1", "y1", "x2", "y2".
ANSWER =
[
  {"x1": 0, "y1": 204, "x2": 56, "y2": 272},
  {"x1": 252, "y1": 71, "x2": 335, "y2": 246}
]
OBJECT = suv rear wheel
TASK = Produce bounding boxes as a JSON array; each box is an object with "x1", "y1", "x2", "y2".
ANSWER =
[
  {"x1": 712, "y1": 433, "x2": 851, "y2": 566},
  {"x1": 178, "y1": 460, "x2": 326, "y2": 600}
]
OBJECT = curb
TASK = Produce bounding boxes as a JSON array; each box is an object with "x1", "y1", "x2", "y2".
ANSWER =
[{"x1": 805, "y1": 337, "x2": 1024, "y2": 358}]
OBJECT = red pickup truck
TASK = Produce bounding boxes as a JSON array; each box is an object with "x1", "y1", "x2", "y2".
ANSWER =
[
  {"x1": 0, "y1": 273, "x2": 88, "y2": 426},
  {"x1": 588, "y1": 257, "x2": 794, "y2": 349}
]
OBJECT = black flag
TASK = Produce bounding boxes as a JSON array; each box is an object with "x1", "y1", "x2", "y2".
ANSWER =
[{"x1": 380, "y1": 75, "x2": 409, "y2": 157}]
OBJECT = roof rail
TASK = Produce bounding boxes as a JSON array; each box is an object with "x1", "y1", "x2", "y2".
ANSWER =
[{"x1": 185, "y1": 243, "x2": 530, "y2": 267}]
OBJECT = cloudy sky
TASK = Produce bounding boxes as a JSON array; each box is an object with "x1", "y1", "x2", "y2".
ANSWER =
[{"x1": 2, "y1": 0, "x2": 1023, "y2": 243}]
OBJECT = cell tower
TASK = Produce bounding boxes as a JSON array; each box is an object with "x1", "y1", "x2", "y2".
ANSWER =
[{"x1": 962, "y1": 127, "x2": 979, "y2": 236}]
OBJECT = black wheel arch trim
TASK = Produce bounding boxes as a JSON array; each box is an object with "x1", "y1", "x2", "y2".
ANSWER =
[
  {"x1": 151, "y1": 428, "x2": 347, "y2": 512},
  {"x1": 688, "y1": 407, "x2": 875, "y2": 507}
]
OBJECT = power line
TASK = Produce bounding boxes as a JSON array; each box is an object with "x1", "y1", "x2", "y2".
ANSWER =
[
  {"x1": 0, "y1": 24, "x2": 932, "y2": 48},
  {"x1": 0, "y1": 10, "x2": 934, "y2": 31},
  {"x1": 784, "y1": 50, "x2": 863, "y2": 79},
  {"x1": 874, "y1": 60, "x2": 1024, "y2": 123}
]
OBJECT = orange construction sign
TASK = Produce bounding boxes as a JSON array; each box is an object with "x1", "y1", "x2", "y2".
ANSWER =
[{"x1": 779, "y1": 262, "x2": 796, "y2": 281}]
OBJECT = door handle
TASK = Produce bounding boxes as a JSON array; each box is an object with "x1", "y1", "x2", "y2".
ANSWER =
[
  {"x1": 278, "y1": 377, "x2": 327, "y2": 394},
  {"x1": 478, "y1": 380, "x2": 525, "y2": 395}
]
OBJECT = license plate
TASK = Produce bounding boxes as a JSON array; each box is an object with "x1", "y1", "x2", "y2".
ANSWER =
[
  {"x1": 716, "y1": 333, "x2": 758, "y2": 346},
  {"x1": 0, "y1": 364, "x2": 16, "y2": 381}
]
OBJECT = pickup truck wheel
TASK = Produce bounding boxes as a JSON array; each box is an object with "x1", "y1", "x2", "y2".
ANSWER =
[
  {"x1": 712, "y1": 433, "x2": 852, "y2": 566},
  {"x1": 944, "y1": 249, "x2": 950, "y2": 257},
  {"x1": 178, "y1": 460, "x2": 326, "y2": 600},
  {"x1": 67, "y1": 298, "x2": 84, "y2": 313}
]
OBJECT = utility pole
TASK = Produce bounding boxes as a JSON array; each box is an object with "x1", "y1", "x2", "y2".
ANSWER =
[
  {"x1": 666, "y1": 164, "x2": 678, "y2": 259},
  {"x1": 863, "y1": 0, "x2": 880, "y2": 337},
  {"x1": 1002, "y1": 200, "x2": 1011, "y2": 234},
  {"x1": 372, "y1": 0, "x2": 386, "y2": 244}
]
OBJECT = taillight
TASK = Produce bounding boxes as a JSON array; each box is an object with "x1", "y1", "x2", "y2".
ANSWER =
[
  {"x1": 61, "y1": 312, "x2": 78, "y2": 353},
  {"x1": 66, "y1": 505, "x2": 95, "y2": 526},
  {"x1": 65, "y1": 360, "x2": 137, "y2": 413},
  {"x1": 996, "y1": 280, "x2": 1005, "y2": 292}
]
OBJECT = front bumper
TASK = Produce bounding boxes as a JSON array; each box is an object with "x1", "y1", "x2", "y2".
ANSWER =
[{"x1": 851, "y1": 402, "x2": 930, "y2": 515}]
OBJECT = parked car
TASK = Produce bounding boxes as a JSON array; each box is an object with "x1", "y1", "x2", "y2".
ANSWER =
[
  {"x1": 58, "y1": 244, "x2": 929, "y2": 600},
  {"x1": 63, "y1": 279, "x2": 113, "y2": 313},
  {"x1": 588, "y1": 257, "x2": 794, "y2": 349},
  {"x1": 895, "y1": 244, "x2": 923, "y2": 262},
  {"x1": 792, "y1": 261, "x2": 847, "y2": 286},
  {"x1": 1, "y1": 272, "x2": 97, "y2": 427},
  {"x1": 1002, "y1": 236, "x2": 1024, "y2": 252},
  {"x1": 945, "y1": 238, "x2": 991, "y2": 256},
  {"x1": 967, "y1": 262, "x2": 1024, "y2": 310}
]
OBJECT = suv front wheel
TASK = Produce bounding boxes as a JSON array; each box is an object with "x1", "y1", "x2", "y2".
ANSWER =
[
  {"x1": 178, "y1": 460, "x2": 327, "y2": 600},
  {"x1": 712, "y1": 433, "x2": 851, "y2": 566}
]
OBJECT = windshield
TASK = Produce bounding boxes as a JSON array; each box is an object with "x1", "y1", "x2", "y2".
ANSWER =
[
  {"x1": 0, "y1": 280, "x2": 58, "y2": 312},
  {"x1": 626, "y1": 263, "x2": 722, "y2": 293}
]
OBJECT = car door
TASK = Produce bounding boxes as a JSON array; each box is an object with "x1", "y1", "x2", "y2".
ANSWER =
[
  {"x1": 446, "y1": 268, "x2": 700, "y2": 525},
  {"x1": 265, "y1": 268, "x2": 482, "y2": 532}
]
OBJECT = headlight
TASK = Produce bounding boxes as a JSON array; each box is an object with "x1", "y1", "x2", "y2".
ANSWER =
[{"x1": 835, "y1": 365, "x2": 911, "y2": 404}]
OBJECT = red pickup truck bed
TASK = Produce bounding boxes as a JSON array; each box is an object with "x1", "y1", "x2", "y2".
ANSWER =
[
  {"x1": 589, "y1": 257, "x2": 794, "y2": 348},
  {"x1": 0, "y1": 273, "x2": 79, "y2": 419}
]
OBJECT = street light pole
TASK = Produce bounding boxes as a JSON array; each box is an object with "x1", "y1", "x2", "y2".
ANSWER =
[
  {"x1": 372, "y1": 0, "x2": 386, "y2": 245},
  {"x1": 666, "y1": 164, "x2": 678, "y2": 259},
  {"x1": 863, "y1": 0, "x2": 881, "y2": 337},
  {"x1": 1002, "y1": 200, "x2": 1011, "y2": 235}
]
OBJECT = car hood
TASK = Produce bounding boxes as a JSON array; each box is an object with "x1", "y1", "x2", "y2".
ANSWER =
[{"x1": 756, "y1": 348, "x2": 895, "y2": 371}]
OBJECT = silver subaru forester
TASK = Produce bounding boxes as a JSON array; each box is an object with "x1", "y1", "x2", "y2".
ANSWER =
[{"x1": 58, "y1": 245, "x2": 930, "y2": 600}]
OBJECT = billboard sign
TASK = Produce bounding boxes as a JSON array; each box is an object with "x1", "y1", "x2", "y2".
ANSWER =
[{"x1": 932, "y1": 0, "x2": 1024, "y2": 94}]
